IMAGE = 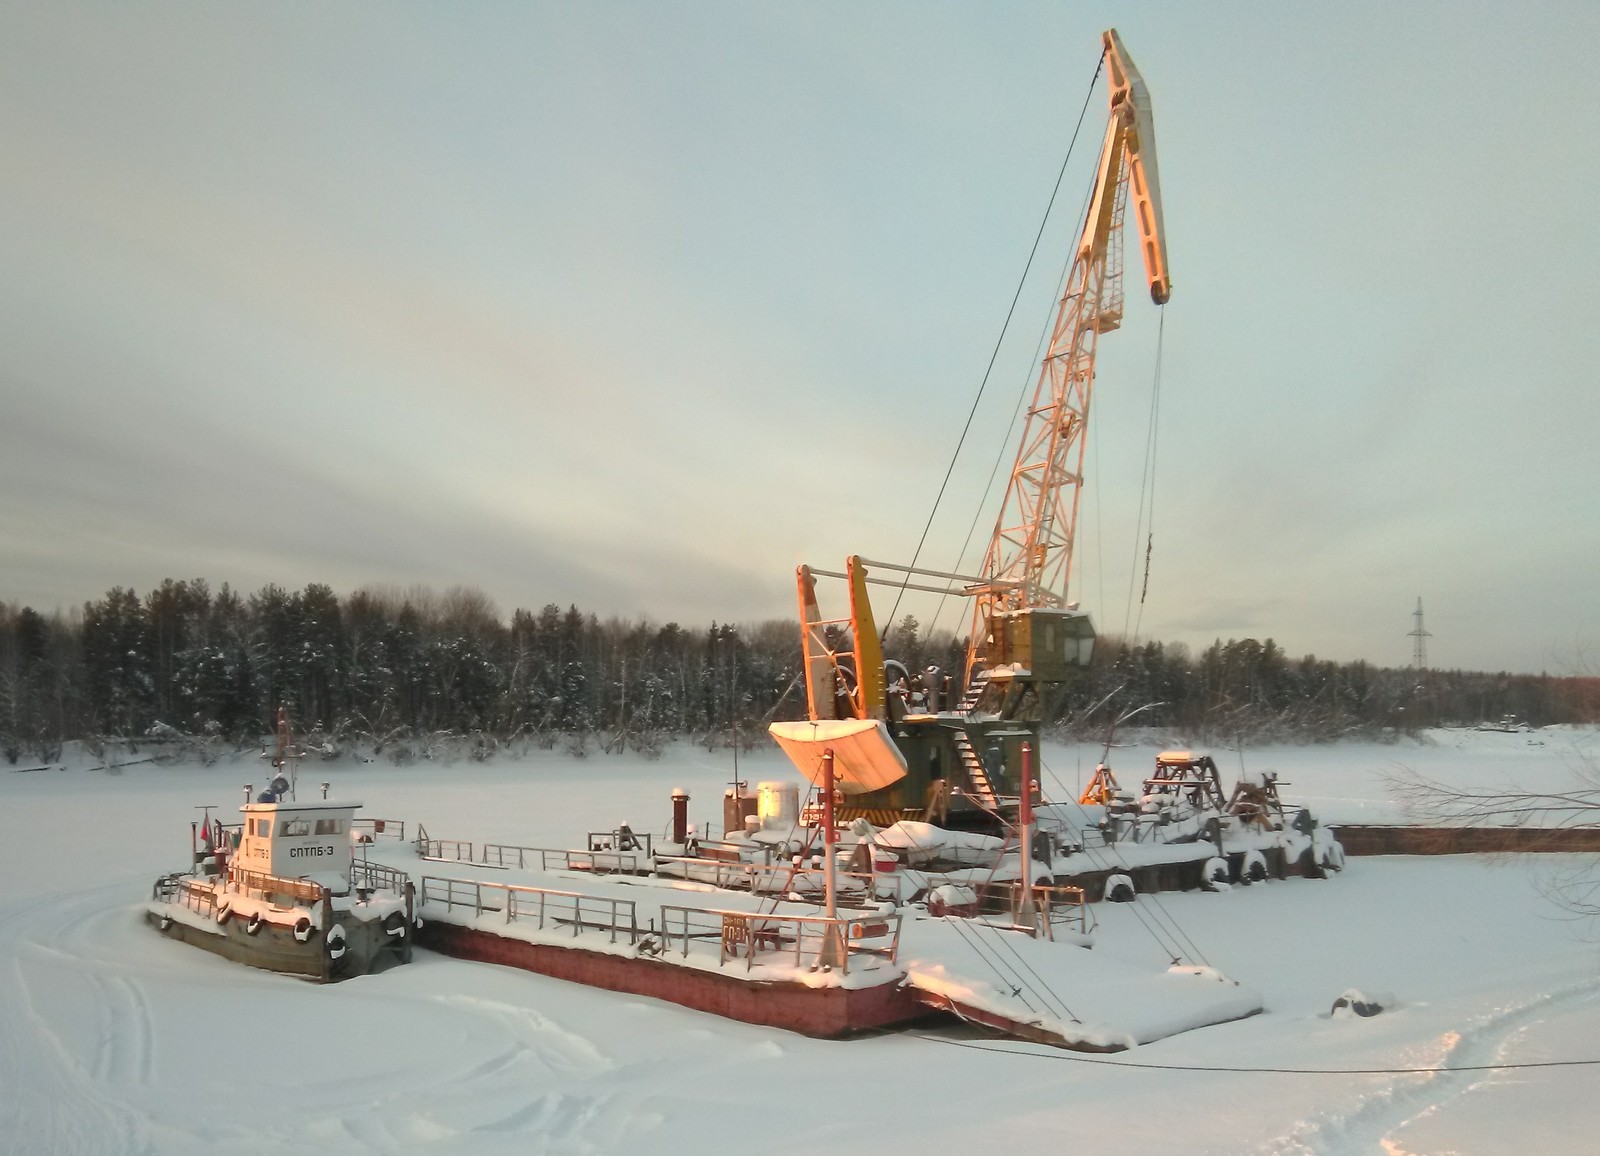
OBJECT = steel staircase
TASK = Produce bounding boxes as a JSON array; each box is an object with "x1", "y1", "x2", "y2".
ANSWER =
[
  {"x1": 958, "y1": 670, "x2": 991, "y2": 713},
  {"x1": 951, "y1": 730, "x2": 999, "y2": 809}
]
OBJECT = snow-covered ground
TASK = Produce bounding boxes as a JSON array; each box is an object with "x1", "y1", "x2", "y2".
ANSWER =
[{"x1": 2, "y1": 728, "x2": 1597, "y2": 1154}]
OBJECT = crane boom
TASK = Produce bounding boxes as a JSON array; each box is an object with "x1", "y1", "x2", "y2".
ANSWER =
[
  {"x1": 967, "y1": 27, "x2": 1170, "y2": 683},
  {"x1": 1102, "y1": 29, "x2": 1170, "y2": 305},
  {"x1": 771, "y1": 29, "x2": 1177, "y2": 828}
]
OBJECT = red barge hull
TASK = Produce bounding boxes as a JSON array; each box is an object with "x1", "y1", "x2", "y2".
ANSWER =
[{"x1": 416, "y1": 921, "x2": 923, "y2": 1038}]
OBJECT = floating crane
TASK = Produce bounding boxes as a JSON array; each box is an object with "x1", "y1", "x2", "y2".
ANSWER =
[{"x1": 771, "y1": 29, "x2": 1171, "y2": 830}]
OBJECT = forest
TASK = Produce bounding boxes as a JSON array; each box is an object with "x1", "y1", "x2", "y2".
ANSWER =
[{"x1": 1, "y1": 578, "x2": 1596, "y2": 764}]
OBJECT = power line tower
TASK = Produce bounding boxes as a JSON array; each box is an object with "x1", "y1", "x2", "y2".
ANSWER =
[{"x1": 1408, "y1": 597, "x2": 1432, "y2": 670}]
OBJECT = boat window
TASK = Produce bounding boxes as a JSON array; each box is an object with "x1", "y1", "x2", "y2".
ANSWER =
[
  {"x1": 279, "y1": 818, "x2": 312, "y2": 837},
  {"x1": 314, "y1": 819, "x2": 343, "y2": 836},
  {"x1": 254, "y1": 819, "x2": 272, "y2": 838}
]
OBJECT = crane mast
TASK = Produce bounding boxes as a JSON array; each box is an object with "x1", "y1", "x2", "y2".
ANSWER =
[{"x1": 966, "y1": 28, "x2": 1170, "y2": 685}]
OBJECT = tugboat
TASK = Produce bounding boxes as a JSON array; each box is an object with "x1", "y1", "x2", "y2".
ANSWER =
[{"x1": 146, "y1": 708, "x2": 415, "y2": 981}]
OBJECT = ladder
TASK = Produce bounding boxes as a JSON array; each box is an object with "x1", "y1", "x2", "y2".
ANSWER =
[
  {"x1": 951, "y1": 730, "x2": 999, "y2": 810},
  {"x1": 958, "y1": 669, "x2": 991, "y2": 713}
]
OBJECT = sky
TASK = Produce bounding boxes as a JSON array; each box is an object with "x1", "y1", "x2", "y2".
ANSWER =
[{"x1": 1, "y1": 1, "x2": 1596, "y2": 675}]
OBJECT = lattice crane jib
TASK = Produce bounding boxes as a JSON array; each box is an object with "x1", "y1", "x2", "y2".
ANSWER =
[{"x1": 966, "y1": 29, "x2": 1171, "y2": 684}]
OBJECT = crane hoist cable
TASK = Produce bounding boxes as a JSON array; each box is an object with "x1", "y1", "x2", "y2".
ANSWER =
[{"x1": 1121, "y1": 305, "x2": 1167, "y2": 645}]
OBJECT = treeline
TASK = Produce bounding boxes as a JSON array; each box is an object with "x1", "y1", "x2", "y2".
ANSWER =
[
  {"x1": 0, "y1": 579, "x2": 804, "y2": 761},
  {"x1": 1058, "y1": 636, "x2": 1600, "y2": 743},
  {"x1": 0, "y1": 579, "x2": 1595, "y2": 762}
]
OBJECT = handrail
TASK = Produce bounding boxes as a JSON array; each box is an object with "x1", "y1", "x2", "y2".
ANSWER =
[
  {"x1": 653, "y1": 855, "x2": 800, "y2": 892},
  {"x1": 153, "y1": 873, "x2": 222, "y2": 918},
  {"x1": 228, "y1": 867, "x2": 327, "y2": 906},
  {"x1": 349, "y1": 858, "x2": 411, "y2": 895},
  {"x1": 418, "y1": 837, "x2": 477, "y2": 861},
  {"x1": 587, "y1": 829, "x2": 654, "y2": 857},
  {"x1": 658, "y1": 903, "x2": 901, "y2": 975},
  {"x1": 352, "y1": 818, "x2": 406, "y2": 842},
  {"x1": 416, "y1": 831, "x2": 645, "y2": 875},
  {"x1": 980, "y1": 881, "x2": 1093, "y2": 936},
  {"x1": 418, "y1": 875, "x2": 639, "y2": 944},
  {"x1": 478, "y1": 843, "x2": 644, "y2": 875}
]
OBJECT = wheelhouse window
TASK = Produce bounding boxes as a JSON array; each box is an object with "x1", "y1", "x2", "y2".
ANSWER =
[
  {"x1": 279, "y1": 818, "x2": 312, "y2": 837},
  {"x1": 314, "y1": 818, "x2": 344, "y2": 836}
]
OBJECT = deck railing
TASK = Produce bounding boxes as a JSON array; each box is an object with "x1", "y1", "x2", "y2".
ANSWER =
[
  {"x1": 352, "y1": 818, "x2": 406, "y2": 842},
  {"x1": 658, "y1": 904, "x2": 902, "y2": 975},
  {"x1": 228, "y1": 867, "x2": 328, "y2": 906},
  {"x1": 979, "y1": 882, "x2": 1094, "y2": 936},
  {"x1": 587, "y1": 829, "x2": 654, "y2": 858},
  {"x1": 418, "y1": 876, "x2": 639, "y2": 944},
  {"x1": 653, "y1": 855, "x2": 802, "y2": 892},
  {"x1": 349, "y1": 858, "x2": 411, "y2": 895},
  {"x1": 418, "y1": 835, "x2": 477, "y2": 862},
  {"x1": 415, "y1": 831, "x2": 643, "y2": 875},
  {"x1": 152, "y1": 873, "x2": 221, "y2": 917},
  {"x1": 478, "y1": 843, "x2": 645, "y2": 875}
]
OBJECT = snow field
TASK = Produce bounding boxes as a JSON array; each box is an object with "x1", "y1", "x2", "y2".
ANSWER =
[{"x1": 1, "y1": 728, "x2": 1597, "y2": 1154}]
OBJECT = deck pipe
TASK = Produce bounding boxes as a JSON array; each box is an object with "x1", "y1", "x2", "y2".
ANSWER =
[
  {"x1": 1018, "y1": 742, "x2": 1039, "y2": 931},
  {"x1": 819, "y1": 749, "x2": 847, "y2": 970},
  {"x1": 671, "y1": 788, "x2": 689, "y2": 845}
]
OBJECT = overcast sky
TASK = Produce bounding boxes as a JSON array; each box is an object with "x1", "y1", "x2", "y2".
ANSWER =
[{"x1": 2, "y1": 1, "x2": 1596, "y2": 674}]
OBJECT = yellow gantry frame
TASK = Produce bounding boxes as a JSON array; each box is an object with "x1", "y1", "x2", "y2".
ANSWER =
[{"x1": 796, "y1": 556, "x2": 885, "y2": 722}]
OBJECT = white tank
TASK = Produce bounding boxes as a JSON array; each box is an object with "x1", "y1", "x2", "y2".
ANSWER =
[{"x1": 756, "y1": 781, "x2": 800, "y2": 832}]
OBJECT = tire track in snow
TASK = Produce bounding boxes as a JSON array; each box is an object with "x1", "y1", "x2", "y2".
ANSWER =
[
  {"x1": 433, "y1": 993, "x2": 614, "y2": 1075},
  {"x1": 0, "y1": 885, "x2": 163, "y2": 1154},
  {"x1": 113, "y1": 974, "x2": 157, "y2": 1085},
  {"x1": 1257, "y1": 976, "x2": 1600, "y2": 1156}
]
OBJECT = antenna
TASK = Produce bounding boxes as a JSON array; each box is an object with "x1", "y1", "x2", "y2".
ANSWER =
[{"x1": 1408, "y1": 597, "x2": 1432, "y2": 670}]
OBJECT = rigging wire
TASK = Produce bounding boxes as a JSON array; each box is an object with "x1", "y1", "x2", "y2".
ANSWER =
[
  {"x1": 1036, "y1": 751, "x2": 1213, "y2": 967},
  {"x1": 925, "y1": 171, "x2": 1093, "y2": 639},
  {"x1": 885, "y1": 49, "x2": 1107, "y2": 632},
  {"x1": 911, "y1": 1033, "x2": 1600, "y2": 1074},
  {"x1": 885, "y1": 818, "x2": 1080, "y2": 1022},
  {"x1": 779, "y1": 750, "x2": 1067, "y2": 1018}
]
